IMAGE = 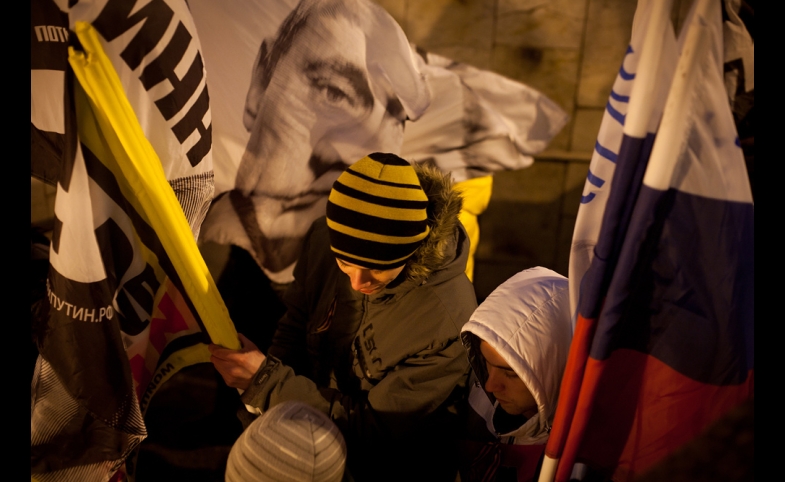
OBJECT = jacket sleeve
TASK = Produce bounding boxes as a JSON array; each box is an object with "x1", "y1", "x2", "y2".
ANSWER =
[
  {"x1": 239, "y1": 334, "x2": 470, "y2": 480},
  {"x1": 241, "y1": 330, "x2": 469, "y2": 437}
]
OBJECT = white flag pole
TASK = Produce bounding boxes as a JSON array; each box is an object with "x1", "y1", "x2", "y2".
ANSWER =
[{"x1": 643, "y1": 0, "x2": 713, "y2": 191}]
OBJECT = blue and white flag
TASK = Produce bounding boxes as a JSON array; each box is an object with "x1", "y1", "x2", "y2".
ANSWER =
[
  {"x1": 544, "y1": 0, "x2": 754, "y2": 480},
  {"x1": 567, "y1": 0, "x2": 680, "y2": 323}
]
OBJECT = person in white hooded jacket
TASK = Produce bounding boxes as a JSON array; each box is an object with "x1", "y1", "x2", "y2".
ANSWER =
[{"x1": 457, "y1": 267, "x2": 573, "y2": 482}]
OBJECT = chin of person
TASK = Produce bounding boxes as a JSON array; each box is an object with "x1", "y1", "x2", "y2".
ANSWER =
[{"x1": 255, "y1": 194, "x2": 329, "y2": 273}]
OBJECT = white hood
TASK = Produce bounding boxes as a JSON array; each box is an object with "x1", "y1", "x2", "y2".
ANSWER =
[{"x1": 461, "y1": 267, "x2": 572, "y2": 443}]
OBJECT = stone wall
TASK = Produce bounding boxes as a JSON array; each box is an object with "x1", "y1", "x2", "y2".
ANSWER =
[{"x1": 375, "y1": 0, "x2": 696, "y2": 300}]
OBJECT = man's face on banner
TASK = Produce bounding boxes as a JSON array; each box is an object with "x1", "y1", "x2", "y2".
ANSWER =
[{"x1": 233, "y1": 4, "x2": 406, "y2": 275}]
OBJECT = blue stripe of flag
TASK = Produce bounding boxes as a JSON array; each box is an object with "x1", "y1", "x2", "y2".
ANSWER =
[
  {"x1": 619, "y1": 46, "x2": 635, "y2": 80},
  {"x1": 609, "y1": 90, "x2": 630, "y2": 103},
  {"x1": 587, "y1": 169, "x2": 605, "y2": 188},
  {"x1": 590, "y1": 185, "x2": 754, "y2": 385},
  {"x1": 606, "y1": 100, "x2": 626, "y2": 125},
  {"x1": 579, "y1": 133, "x2": 655, "y2": 320},
  {"x1": 595, "y1": 141, "x2": 618, "y2": 163}
]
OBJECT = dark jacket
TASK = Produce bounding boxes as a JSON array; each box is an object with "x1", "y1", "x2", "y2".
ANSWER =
[{"x1": 239, "y1": 164, "x2": 478, "y2": 481}]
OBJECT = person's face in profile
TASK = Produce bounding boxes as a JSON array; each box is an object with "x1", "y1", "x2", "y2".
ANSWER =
[
  {"x1": 480, "y1": 340, "x2": 538, "y2": 418},
  {"x1": 335, "y1": 258, "x2": 404, "y2": 295}
]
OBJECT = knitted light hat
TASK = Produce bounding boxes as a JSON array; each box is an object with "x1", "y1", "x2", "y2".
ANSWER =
[
  {"x1": 326, "y1": 152, "x2": 430, "y2": 270},
  {"x1": 225, "y1": 401, "x2": 347, "y2": 482}
]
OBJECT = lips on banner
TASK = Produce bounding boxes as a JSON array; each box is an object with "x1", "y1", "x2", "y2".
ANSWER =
[
  {"x1": 539, "y1": 1, "x2": 754, "y2": 481},
  {"x1": 31, "y1": 21, "x2": 238, "y2": 482}
]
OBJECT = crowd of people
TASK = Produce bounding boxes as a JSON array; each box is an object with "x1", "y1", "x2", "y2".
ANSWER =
[{"x1": 210, "y1": 152, "x2": 575, "y2": 482}]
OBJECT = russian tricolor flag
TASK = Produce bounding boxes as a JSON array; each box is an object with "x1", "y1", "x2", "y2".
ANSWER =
[{"x1": 541, "y1": 0, "x2": 754, "y2": 480}]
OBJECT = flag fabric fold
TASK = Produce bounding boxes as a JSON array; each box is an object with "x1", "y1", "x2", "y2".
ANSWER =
[
  {"x1": 188, "y1": 0, "x2": 567, "y2": 284},
  {"x1": 543, "y1": 0, "x2": 754, "y2": 480},
  {"x1": 31, "y1": 21, "x2": 238, "y2": 482},
  {"x1": 546, "y1": 2, "x2": 682, "y2": 475},
  {"x1": 567, "y1": 0, "x2": 680, "y2": 323},
  {"x1": 67, "y1": 21, "x2": 237, "y2": 350}
]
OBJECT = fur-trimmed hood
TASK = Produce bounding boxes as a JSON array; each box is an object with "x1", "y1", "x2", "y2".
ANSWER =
[{"x1": 402, "y1": 163, "x2": 465, "y2": 284}]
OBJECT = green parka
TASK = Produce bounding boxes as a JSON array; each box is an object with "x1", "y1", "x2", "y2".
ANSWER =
[{"x1": 239, "y1": 164, "x2": 478, "y2": 481}]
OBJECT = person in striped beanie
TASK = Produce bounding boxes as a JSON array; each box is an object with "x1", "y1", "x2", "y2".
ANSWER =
[
  {"x1": 211, "y1": 152, "x2": 478, "y2": 481},
  {"x1": 325, "y1": 152, "x2": 431, "y2": 294},
  {"x1": 225, "y1": 401, "x2": 347, "y2": 482}
]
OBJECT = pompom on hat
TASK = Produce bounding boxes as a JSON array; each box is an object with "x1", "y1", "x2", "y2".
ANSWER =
[
  {"x1": 225, "y1": 401, "x2": 347, "y2": 482},
  {"x1": 326, "y1": 152, "x2": 430, "y2": 270}
]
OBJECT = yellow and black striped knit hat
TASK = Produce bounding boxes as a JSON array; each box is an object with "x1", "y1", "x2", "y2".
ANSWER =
[{"x1": 326, "y1": 153, "x2": 430, "y2": 270}]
